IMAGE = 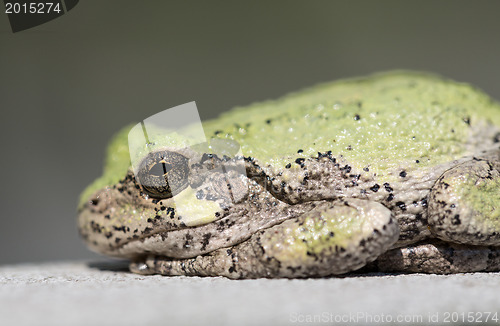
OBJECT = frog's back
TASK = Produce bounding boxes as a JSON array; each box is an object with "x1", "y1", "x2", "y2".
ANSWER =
[
  {"x1": 205, "y1": 71, "x2": 500, "y2": 176},
  {"x1": 81, "y1": 71, "x2": 500, "y2": 208}
]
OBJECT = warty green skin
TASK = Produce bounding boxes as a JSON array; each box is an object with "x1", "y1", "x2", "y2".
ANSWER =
[{"x1": 78, "y1": 71, "x2": 500, "y2": 278}]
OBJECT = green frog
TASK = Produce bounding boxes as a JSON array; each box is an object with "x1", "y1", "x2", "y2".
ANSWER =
[{"x1": 78, "y1": 71, "x2": 500, "y2": 278}]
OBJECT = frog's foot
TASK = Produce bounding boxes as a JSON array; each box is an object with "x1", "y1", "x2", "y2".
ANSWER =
[
  {"x1": 129, "y1": 198, "x2": 399, "y2": 279},
  {"x1": 369, "y1": 240, "x2": 500, "y2": 274},
  {"x1": 428, "y1": 150, "x2": 500, "y2": 246}
]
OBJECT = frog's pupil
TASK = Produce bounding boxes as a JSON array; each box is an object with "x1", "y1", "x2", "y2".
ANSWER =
[{"x1": 149, "y1": 162, "x2": 172, "y2": 177}]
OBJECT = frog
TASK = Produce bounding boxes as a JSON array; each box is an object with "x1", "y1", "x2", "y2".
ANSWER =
[{"x1": 78, "y1": 71, "x2": 500, "y2": 279}]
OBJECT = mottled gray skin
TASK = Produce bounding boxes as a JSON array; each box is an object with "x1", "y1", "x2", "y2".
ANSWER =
[
  {"x1": 79, "y1": 72, "x2": 500, "y2": 279},
  {"x1": 127, "y1": 149, "x2": 499, "y2": 278}
]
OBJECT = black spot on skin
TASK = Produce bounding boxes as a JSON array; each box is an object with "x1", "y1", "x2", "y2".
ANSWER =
[
  {"x1": 383, "y1": 183, "x2": 393, "y2": 192},
  {"x1": 115, "y1": 237, "x2": 121, "y2": 244},
  {"x1": 113, "y1": 226, "x2": 128, "y2": 233},
  {"x1": 396, "y1": 201, "x2": 407, "y2": 211},
  {"x1": 340, "y1": 165, "x2": 351, "y2": 173},
  {"x1": 354, "y1": 114, "x2": 361, "y2": 121},
  {"x1": 285, "y1": 163, "x2": 291, "y2": 169},
  {"x1": 329, "y1": 232, "x2": 335, "y2": 237},
  {"x1": 420, "y1": 198, "x2": 428, "y2": 207},
  {"x1": 386, "y1": 194, "x2": 394, "y2": 202},
  {"x1": 214, "y1": 130, "x2": 222, "y2": 135},
  {"x1": 302, "y1": 172, "x2": 309, "y2": 185},
  {"x1": 228, "y1": 266, "x2": 236, "y2": 273},
  {"x1": 370, "y1": 184, "x2": 380, "y2": 192},
  {"x1": 416, "y1": 160, "x2": 420, "y2": 163},
  {"x1": 90, "y1": 221, "x2": 102, "y2": 233},
  {"x1": 295, "y1": 158, "x2": 306, "y2": 168},
  {"x1": 104, "y1": 214, "x2": 110, "y2": 220},
  {"x1": 463, "y1": 116, "x2": 471, "y2": 125},
  {"x1": 363, "y1": 167, "x2": 369, "y2": 172},
  {"x1": 297, "y1": 149, "x2": 303, "y2": 154},
  {"x1": 399, "y1": 170, "x2": 407, "y2": 178},
  {"x1": 452, "y1": 215, "x2": 461, "y2": 225},
  {"x1": 201, "y1": 233, "x2": 212, "y2": 251},
  {"x1": 166, "y1": 207, "x2": 175, "y2": 219},
  {"x1": 183, "y1": 233, "x2": 193, "y2": 248}
]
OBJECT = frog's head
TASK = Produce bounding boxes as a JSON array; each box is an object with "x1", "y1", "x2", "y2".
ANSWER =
[{"x1": 77, "y1": 124, "x2": 249, "y2": 258}]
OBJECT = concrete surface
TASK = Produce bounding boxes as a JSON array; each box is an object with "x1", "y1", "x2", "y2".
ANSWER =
[{"x1": 1, "y1": 261, "x2": 500, "y2": 326}]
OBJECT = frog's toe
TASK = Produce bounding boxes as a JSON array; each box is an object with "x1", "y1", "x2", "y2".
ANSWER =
[
  {"x1": 370, "y1": 240, "x2": 500, "y2": 274},
  {"x1": 428, "y1": 150, "x2": 500, "y2": 246},
  {"x1": 130, "y1": 198, "x2": 399, "y2": 278}
]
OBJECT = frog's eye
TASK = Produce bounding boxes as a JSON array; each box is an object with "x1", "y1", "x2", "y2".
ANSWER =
[{"x1": 136, "y1": 151, "x2": 189, "y2": 199}]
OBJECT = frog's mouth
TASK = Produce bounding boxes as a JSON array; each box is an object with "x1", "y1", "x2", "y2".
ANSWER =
[{"x1": 80, "y1": 160, "x2": 325, "y2": 260}]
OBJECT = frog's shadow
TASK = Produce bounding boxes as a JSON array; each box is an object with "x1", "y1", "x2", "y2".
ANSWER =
[
  {"x1": 87, "y1": 260, "x2": 403, "y2": 278},
  {"x1": 88, "y1": 260, "x2": 130, "y2": 272}
]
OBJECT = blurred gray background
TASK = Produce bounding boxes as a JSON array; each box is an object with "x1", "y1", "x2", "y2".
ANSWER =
[{"x1": 1, "y1": 0, "x2": 499, "y2": 264}]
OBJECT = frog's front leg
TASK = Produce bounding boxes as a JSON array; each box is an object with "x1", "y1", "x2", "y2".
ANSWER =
[
  {"x1": 428, "y1": 149, "x2": 500, "y2": 246},
  {"x1": 130, "y1": 198, "x2": 399, "y2": 279}
]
